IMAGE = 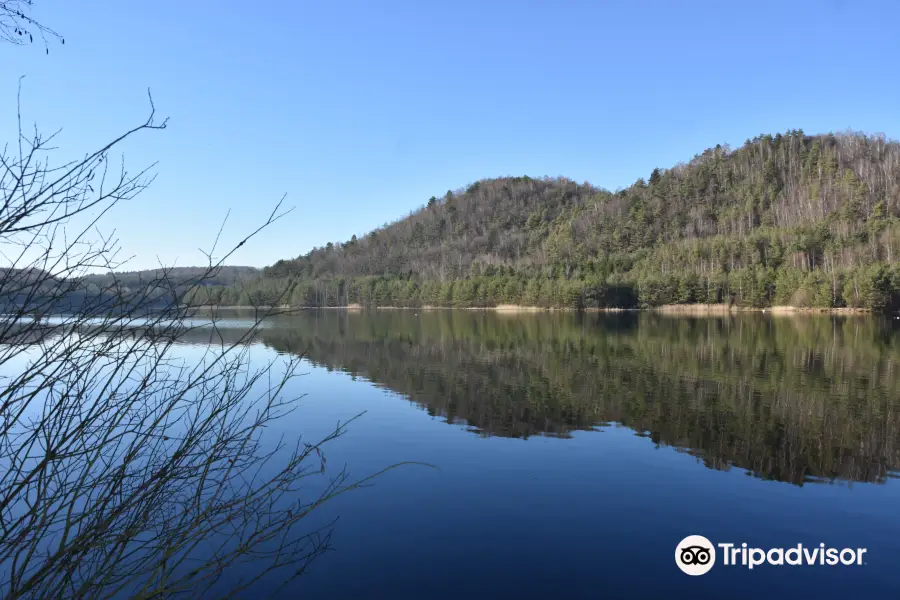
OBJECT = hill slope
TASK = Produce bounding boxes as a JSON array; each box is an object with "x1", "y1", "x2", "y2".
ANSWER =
[
  {"x1": 84, "y1": 266, "x2": 259, "y2": 290},
  {"x1": 203, "y1": 131, "x2": 900, "y2": 310},
  {"x1": 1, "y1": 266, "x2": 259, "y2": 314}
]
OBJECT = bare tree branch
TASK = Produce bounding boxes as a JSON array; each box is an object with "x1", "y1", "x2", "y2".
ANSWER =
[
  {"x1": 0, "y1": 82, "x2": 422, "y2": 598},
  {"x1": 0, "y1": 1, "x2": 63, "y2": 52}
]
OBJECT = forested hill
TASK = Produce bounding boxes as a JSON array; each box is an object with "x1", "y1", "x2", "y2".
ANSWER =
[
  {"x1": 198, "y1": 131, "x2": 900, "y2": 310},
  {"x1": 0, "y1": 266, "x2": 259, "y2": 314},
  {"x1": 85, "y1": 266, "x2": 259, "y2": 290}
]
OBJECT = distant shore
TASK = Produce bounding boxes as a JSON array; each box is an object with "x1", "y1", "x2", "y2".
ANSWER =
[{"x1": 191, "y1": 303, "x2": 876, "y2": 315}]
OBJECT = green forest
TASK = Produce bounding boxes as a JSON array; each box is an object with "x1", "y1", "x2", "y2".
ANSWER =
[{"x1": 189, "y1": 131, "x2": 900, "y2": 311}]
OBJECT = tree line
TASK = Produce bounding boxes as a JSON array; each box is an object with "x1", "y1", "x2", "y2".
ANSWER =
[{"x1": 198, "y1": 131, "x2": 900, "y2": 311}]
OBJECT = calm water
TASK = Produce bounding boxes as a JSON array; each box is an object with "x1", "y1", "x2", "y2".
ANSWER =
[
  {"x1": 173, "y1": 310, "x2": 900, "y2": 599},
  {"x1": 19, "y1": 311, "x2": 900, "y2": 598}
]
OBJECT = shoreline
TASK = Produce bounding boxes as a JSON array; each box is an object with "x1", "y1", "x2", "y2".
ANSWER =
[
  {"x1": 653, "y1": 304, "x2": 871, "y2": 315},
  {"x1": 190, "y1": 304, "x2": 877, "y2": 315}
]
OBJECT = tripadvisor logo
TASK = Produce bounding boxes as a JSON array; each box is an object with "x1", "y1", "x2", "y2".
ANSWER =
[{"x1": 675, "y1": 535, "x2": 868, "y2": 575}]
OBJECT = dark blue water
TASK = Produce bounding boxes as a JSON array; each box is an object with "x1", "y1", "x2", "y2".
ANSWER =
[
  {"x1": 177, "y1": 311, "x2": 900, "y2": 599},
  {"x1": 11, "y1": 311, "x2": 894, "y2": 598}
]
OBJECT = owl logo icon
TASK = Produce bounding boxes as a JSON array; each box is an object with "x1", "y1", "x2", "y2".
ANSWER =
[{"x1": 676, "y1": 535, "x2": 716, "y2": 575}]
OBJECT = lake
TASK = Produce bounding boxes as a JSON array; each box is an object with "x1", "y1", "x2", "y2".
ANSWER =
[
  {"x1": 179, "y1": 310, "x2": 900, "y2": 599},
  {"x1": 11, "y1": 310, "x2": 900, "y2": 598}
]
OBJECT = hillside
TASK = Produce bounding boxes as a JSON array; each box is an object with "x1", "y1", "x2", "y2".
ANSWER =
[
  {"x1": 198, "y1": 131, "x2": 900, "y2": 311},
  {"x1": 84, "y1": 266, "x2": 259, "y2": 290},
  {"x1": 1, "y1": 266, "x2": 259, "y2": 314}
]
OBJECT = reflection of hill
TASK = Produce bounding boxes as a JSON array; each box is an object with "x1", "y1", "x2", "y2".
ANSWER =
[
  {"x1": 239, "y1": 311, "x2": 900, "y2": 486},
  {"x1": 13, "y1": 310, "x2": 899, "y2": 486}
]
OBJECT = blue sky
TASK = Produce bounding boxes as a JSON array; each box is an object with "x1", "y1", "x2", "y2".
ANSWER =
[{"x1": 3, "y1": 0, "x2": 899, "y2": 270}]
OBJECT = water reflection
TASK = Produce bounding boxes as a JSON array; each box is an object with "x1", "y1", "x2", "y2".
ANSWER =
[{"x1": 176, "y1": 311, "x2": 900, "y2": 487}]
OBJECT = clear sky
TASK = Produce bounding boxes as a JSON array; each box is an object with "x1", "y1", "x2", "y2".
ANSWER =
[{"x1": 3, "y1": 0, "x2": 899, "y2": 270}]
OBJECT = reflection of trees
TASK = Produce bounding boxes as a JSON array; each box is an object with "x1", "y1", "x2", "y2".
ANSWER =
[{"x1": 240, "y1": 311, "x2": 900, "y2": 486}]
